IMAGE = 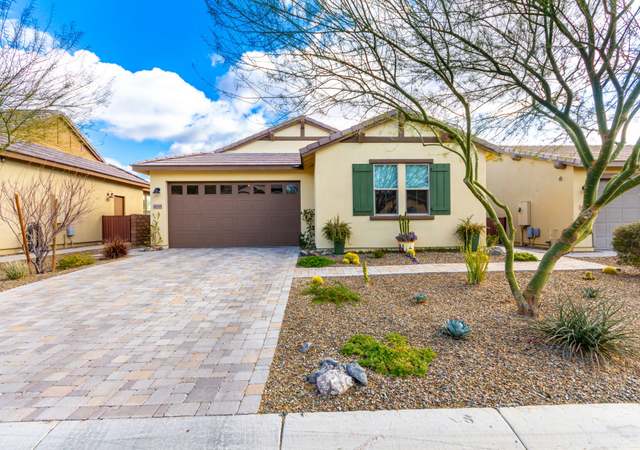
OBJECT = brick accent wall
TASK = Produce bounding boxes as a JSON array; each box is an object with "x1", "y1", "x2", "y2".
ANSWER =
[{"x1": 130, "y1": 214, "x2": 150, "y2": 246}]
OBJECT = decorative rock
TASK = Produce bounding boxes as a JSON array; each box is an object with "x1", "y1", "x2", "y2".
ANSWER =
[
  {"x1": 299, "y1": 342, "x2": 313, "y2": 353},
  {"x1": 316, "y1": 369, "x2": 354, "y2": 396},
  {"x1": 346, "y1": 362, "x2": 368, "y2": 386},
  {"x1": 488, "y1": 246, "x2": 506, "y2": 256},
  {"x1": 319, "y1": 358, "x2": 339, "y2": 369}
]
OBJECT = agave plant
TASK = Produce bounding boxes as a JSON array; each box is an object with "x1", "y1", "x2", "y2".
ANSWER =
[
  {"x1": 443, "y1": 319, "x2": 471, "y2": 339},
  {"x1": 414, "y1": 293, "x2": 427, "y2": 304}
]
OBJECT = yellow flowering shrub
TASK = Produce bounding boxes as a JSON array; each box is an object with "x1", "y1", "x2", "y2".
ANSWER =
[
  {"x1": 344, "y1": 252, "x2": 361, "y2": 265},
  {"x1": 602, "y1": 266, "x2": 620, "y2": 275},
  {"x1": 311, "y1": 275, "x2": 325, "y2": 285}
]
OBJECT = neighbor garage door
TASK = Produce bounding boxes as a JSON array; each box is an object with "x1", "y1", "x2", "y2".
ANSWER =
[
  {"x1": 593, "y1": 181, "x2": 640, "y2": 250},
  {"x1": 168, "y1": 182, "x2": 301, "y2": 247}
]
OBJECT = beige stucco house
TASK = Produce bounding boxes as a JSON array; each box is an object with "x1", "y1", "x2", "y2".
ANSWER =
[
  {"x1": 0, "y1": 114, "x2": 149, "y2": 255},
  {"x1": 487, "y1": 145, "x2": 639, "y2": 250},
  {"x1": 133, "y1": 113, "x2": 492, "y2": 250}
]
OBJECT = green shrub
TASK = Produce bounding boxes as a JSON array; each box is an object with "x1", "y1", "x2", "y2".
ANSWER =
[
  {"x1": 303, "y1": 281, "x2": 360, "y2": 305},
  {"x1": 103, "y1": 238, "x2": 128, "y2": 259},
  {"x1": 297, "y1": 255, "x2": 336, "y2": 268},
  {"x1": 535, "y1": 299, "x2": 637, "y2": 364},
  {"x1": 612, "y1": 222, "x2": 640, "y2": 267},
  {"x1": 3, "y1": 262, "x2": 28, "y2": 280},
  {"x1": 464, "y1": 248, "x2": 489, "y2": 285},
  {"x1": 514, "y1": 251, "x2": 538, "y2": 261},
  {"x1": 341, "y1": 333, "x2": 436, "y2": 377},
  {"x1": 372, "y1": 249, "x2": 386, "y2": 258},
  {"x1": 57, "y1": 253, "x2": 96, "y2": 270}
]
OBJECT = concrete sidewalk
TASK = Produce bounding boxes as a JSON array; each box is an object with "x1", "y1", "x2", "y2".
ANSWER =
[{"x1": 1, "y1": 403, "x2": 638, "y2": 449}]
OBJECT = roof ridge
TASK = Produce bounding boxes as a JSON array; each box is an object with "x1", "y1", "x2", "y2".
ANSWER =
[{"x1": 133, "y1": 115, "x2": 339, "y2": 165}]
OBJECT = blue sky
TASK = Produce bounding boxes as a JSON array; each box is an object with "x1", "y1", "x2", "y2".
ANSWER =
[{"x1": 18, "y1": 0, "x2": 275, "y2": 169}]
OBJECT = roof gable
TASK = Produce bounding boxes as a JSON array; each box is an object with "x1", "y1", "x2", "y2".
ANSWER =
[{"x1": 14, "y1": 112, "x2": 104, "y2": 162}]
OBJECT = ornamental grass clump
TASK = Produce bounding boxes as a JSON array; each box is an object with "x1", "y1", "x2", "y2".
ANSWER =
[
  {"x1": 297, "y1": 256, "x2": 336, "y2": 268},
  {"x1": 3, "y1": 262, "x2": 28, "y2": 280},
  {"x1": 464, "y1": 248, "x2": 489, "y2": 285},
  {"x1": 303, "y1": 281, "x2": 360, "y2": 306},
  {"x1": 341, "y1": 333, "x2": 436, "y2": 377},
  {"x1": 535, "y1": 299, "x2": 637, "y2": 364},
  {"x1": 103, "y1": 238, "x2": 128, "y2": 259},
  {"x1": 582, "y1": 287, "x2": 600, "y2": 299}
]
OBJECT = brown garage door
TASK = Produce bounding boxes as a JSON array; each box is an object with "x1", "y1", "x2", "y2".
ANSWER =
[{"x1": 168, "y1": 182, "x2": 301, "y2": 247}]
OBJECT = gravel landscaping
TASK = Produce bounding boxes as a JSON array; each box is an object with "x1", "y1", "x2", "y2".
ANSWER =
[
  {"x1": 316, "y1": 250, "x2": 506, "y2": 266},
  {"x1": 0, "y1": 252, "x2": 122, "y2": 292},
  {"x1": 260, "y1": 269, "x2": 640, "y2": 413}
]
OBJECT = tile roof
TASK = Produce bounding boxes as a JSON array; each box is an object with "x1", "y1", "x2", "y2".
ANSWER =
[
  {"x1": 496, "y1": 144, "x2": 636, "y2": 167},
  {"x1": 1, "y1": 136, "x2": 149, "y2": 186},
  {"x1": 132, "y1": 152, "x2": 302, "y2": 169}
]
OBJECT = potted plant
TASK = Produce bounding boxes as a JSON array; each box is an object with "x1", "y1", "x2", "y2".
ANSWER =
[
  {"x1": 396, "y1": 214, "x2": 417, "y2": 253},
  {"x1": 322, "y1": 216, "x2": 352, "y2": 254},
  {"x1": 455, "y1": 216, "x2": 485, "y2": 251}
]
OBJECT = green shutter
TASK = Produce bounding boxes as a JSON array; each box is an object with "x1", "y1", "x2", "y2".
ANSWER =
[
  {"x1": 431, "y1": 163, "x2": 451, "y2": 215},
  {"x1": 352, "y1": 164, "x2": 374, "y2": 216}
]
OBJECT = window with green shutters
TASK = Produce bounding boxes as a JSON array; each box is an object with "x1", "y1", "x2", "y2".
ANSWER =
[
  {"x1": 352, "y1": 162, "x2": 450, "y2": 216},
  {"x1": 352, "y1": 164, "x2": 374, "y2": 215}
]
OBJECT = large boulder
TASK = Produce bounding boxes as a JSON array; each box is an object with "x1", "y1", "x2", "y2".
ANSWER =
[
  {"x1": 488, "y1": 246, "x2": 506, "y2": 256},
  {"x1": 316, "y1": 369, "x2": 354, "y2": 396}
]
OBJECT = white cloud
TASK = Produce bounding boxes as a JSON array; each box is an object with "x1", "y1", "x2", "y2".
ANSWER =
[{"x1": 53, "y1": 49, "x2": 273, "y2": 156}]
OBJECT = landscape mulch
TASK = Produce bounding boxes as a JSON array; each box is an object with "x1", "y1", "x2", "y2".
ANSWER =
[{"x1": 261, "y1": 270, "x2": 640, "y2": 413}]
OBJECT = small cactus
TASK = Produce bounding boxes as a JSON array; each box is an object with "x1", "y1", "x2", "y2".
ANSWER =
[
  {"x1": 443, "y1": 319, "x2": 471, "y2": 339},
  {"x1": 602, "y1": 266, "x2": 620, "y2": 275},
  {"x1": 582, "y1": 271, "x2": 596, "y2": 281},
  {"x1": 414, "y1": 293, "x2": 427, "y2": 304}
]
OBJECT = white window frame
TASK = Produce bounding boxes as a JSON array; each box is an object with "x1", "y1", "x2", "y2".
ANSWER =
[
  {"x1": 405, "y1": 164, "x2": 431, "y2": 215},
  {"x1": 373, "y1": 164, "x2": 399, "y2": 216}
]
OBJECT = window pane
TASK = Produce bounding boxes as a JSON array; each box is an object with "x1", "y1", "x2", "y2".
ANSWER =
[
  {"x1": 220, "y1": 185, "x2": 233, "y2": 194},
  {"x1": 253, "y1": 184, "x2": 266, "y2": 194},
  {"x1": 238, "y1": 184, "x2": 250, "y2": 194},
  {"x1": 171, "y1": 185, "x2": 183, "y2": 195},
  {"x1": 407, "y1": 190, "x2": 429, "y2": 214},
  {"x1": 286, "y1": 183, "x2": 299, "y2": 194},
  {"x1": 271, "y1": 184, "x2": 283, "y2": 194},
  {"x1": 186, "y1": 185, "x2": 199, "y2": 195},
  {"x1": 374, "y1": 165, "x2": 398, "y2": 189},
  {"x1": 375, "y1": 190, "x2": 398, "y2": 214},
  {"x1": 406, "y1": 165, "x2": 429, "y2": 189},
  {"x1": 204, "y1": 185, "x2": 216, "y2": 195}
]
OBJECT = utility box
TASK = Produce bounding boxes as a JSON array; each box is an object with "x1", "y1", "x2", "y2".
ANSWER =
[{"x1": 516, "y1": 201, "x2": 531, "y2": 226}]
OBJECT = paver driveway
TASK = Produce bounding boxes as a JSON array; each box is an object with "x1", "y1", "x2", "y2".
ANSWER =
[{"x1": 0, "y1": 247, "x2": 298, "y2": 422}]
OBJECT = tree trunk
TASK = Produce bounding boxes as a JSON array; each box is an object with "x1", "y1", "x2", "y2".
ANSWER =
[{"x1": 520, "y1": 208, "x2": 598, "y2": 317}]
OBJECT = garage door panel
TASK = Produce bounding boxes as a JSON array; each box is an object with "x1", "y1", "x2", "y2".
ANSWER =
[
  {"x1": 168, "y1": 182, "x2": 300, "y2": 248},
  {"x1": 593, "y1": 182, "x2": 640, "y2": 249}
]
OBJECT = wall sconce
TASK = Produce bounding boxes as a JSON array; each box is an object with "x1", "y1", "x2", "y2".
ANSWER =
[
  {"x1": 106, "y1": 192, "x2": 115, "y2": 200},
  {"x1": 153, "y1": 187, "x2": 161, "y2": 194}
]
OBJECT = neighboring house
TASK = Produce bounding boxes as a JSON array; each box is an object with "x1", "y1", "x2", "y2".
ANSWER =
[
  {"x1": 0, "y1": 113, "x2": 149, "y2": 255},
  {"x1": 487, "y1": 145, "x2": 639, "y2": 250},
  {"x1": 132, "y1": 113, "x2": 492, "y2": 249}
]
